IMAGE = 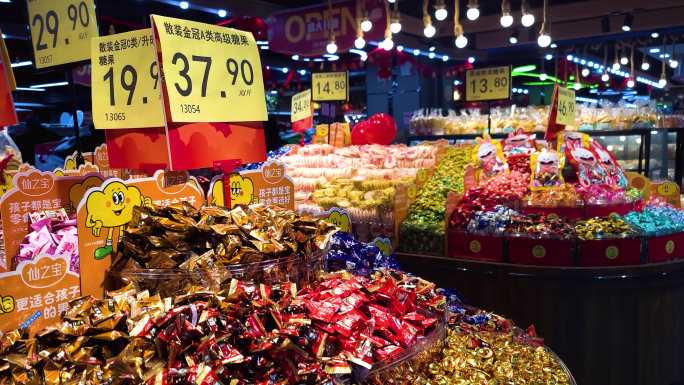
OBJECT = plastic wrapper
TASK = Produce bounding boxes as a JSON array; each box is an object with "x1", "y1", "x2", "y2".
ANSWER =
[
  {"x1": 325, "y1": 231, "x2": 400, "y2": 275},
  {"x1": 14, "y1": 209, "x2": 79, "y2": 273}
]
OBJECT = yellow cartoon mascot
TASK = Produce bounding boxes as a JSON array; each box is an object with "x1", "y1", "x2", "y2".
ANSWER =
[
  {"x1": 209, "y1": 174, "x2": 255, "y2": 207},
  {"x1": 85, "y1": 181, "x2": 150, "y2": 259}
]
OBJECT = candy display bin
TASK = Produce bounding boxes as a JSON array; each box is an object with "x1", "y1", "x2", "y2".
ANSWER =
[
  {"x1": 584, "y1": 199, "x2": 640, "y2": 218},
  {"x1": 107, "y1": 251, "x2": 326, "y2": 297},
  {"x1": 508, "y1": 234, "x2": 575, "y2": 266},
  {"x1": 647, "y1": 232, "x2": 684, "y2": 263},
  {"x1": 519, "y1": 204, "x2": 585, "y2": 220},
  {"x1": 577, "y1": 236, "x2": 643, "y2": 266},
  {"x1": 447, "y1": 229, "x2": 504, "y2": 262}
]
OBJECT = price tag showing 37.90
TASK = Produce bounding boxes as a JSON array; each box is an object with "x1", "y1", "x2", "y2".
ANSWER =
[
  {"x1": 150, "y1": 15, "x2": 267, "y2": 123},
  {"x1": 26, "y1": 0, "x2": 99, "y2": 69},
  {"x1": 291, "y1": 89, "x2": 311, "y2": 122},
  {"x1": 555, "y1": 87, "x2": 576, "y2": 126},
  {"x1": 91, "y1": 29, "x2": 164, "y2": 129},
  {"x1": 312, "y1": 71, "x2": 348, "y2": 101},
  {"x1": 465, "y1": 66, "x2": 510, "y2": 102}
]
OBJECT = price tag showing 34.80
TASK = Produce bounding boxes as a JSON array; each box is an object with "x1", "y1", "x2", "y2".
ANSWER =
[
  {"x1": 91, "y1": 29, "x2": 164, "y2": 129},
  {"x1": 26, "y1": 0, "x2": 99, "y2": 69},
  {"x1": 291, "y1": 89, "x2": 311, "y2": 122},
  {"x1": 555, "y1": 87, "x2": 576, "y2": 126},
  {"x1": 151, "y1": 15, "x2": 267, "y2": 123},
  {"x1": 465, "y1": 66, "x2": 510, "y2": 102},
  {"x1": 312, "y1": 72, "x2": 348, "y2": 101}
]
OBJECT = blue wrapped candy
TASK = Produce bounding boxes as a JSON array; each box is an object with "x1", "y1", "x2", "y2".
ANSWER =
[
  {"x1": 325, "y1": 231, "x2": 400, "y2": 275},
  {"x1": 466, "y1": 205, "x2": 518, "y2": 235},
  {"x1": 623, "y1": 205, "x2": 684, "y2": 236}
]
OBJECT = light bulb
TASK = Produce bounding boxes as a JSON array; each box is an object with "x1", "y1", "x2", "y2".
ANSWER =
[
  {"x1": 659, "y1": 76, "x2": 667, "y2": 87},
  {"x1": 388, "y1": 0, "x2": 396, "y2": 2},
  {"x1": 428, "y1": 52, "x2": 436, "y2": 59},
  {"x1": 521, "y1": 13, "x2": 535, "y2": 27},
  {"x1": 423, "y1": 24, "x2": 436, "y2": 38},
  {"x1": 326, "y1": 41, "x2": 337, "y2": 54},
  {"x1": 581, "y1": 68, "x2": 590, "y2": 77},
  {"x1": 466, "y1": 7, "x2": 480, "y2": 21},
  {"x1": 467, "y1": 56, "x2": 475, "y2": 63},
  {"x1": 537, "y1": 33, "x2": 551, "y2": 48},
  {"x1": 500, "y1": 13, "x2": 514, "y2": 28},
  {"x1": 354, "y1": 36, "x2": 366, "y2": 49},
  {"x1": 455, "y1": 34, "x2": 468, "y2": 48},
  {"x1": 435, "y1": 8, "x2": 448, "y2": 21},
  {"x1": 382, "y1": 37, "x2": 393, "y2": 51},
  {"x1": 669, "y1": 60, "x2": 679, "y2": 69},
  {"x1": 545, "y1": 54, "x2": 553, "y2": 60},
  {"x1": 612, "y1": 61, "x2": 620, "y2": 71},
  {"x1": 539, "y1": 73, "x2": 547, "y2": 81},
  {"x1": 627, "y1": 79, "x2": 635, "y2": 88},
  {"x1": 601, "y1": 72, "x2": 609, "y2": 82},
  {"x1": 641, "y1": 61, "x2": 650, "y2": 70},
  {"x1": 573, "y1": 82, "x2": 581, "y2": 90},
  {"x1": 651, "y1": 32, "x2": 659, "y2": 38},
  {"x1": 179, "y1": 1, "x2": 189, "y2": 9},
  {"x1": 390, "y1": 21, "x2": 402, "y2": 34},
  {"x1": 620, "y1": 56, "x2": 628, "y2": 65},
  {"x1": 217, "y1": 9, "x2": 227, "y2": 17},
  {"x1": 509, "y1": 35, "x2": 518, "y2": 44},
  {"x1": 361, "y1": 18, "x2": 373, "y2": 32}
]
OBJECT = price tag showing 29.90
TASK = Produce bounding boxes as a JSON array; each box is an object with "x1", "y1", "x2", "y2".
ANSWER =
[
  {"x1": 312, "y1": 71, "x2": 348, "y2": 101},
  {"x1": 151, "y1": 15, "x2": 267, "y2": 123},
  {"x1": 465, "y1": 66, "x2": 510, "y2": 101},
  {"x1": 91, "y1": 29, "x2": 164, "y2": 129},
  {"x1": 26, "y1": 0, "x2": 99, "y2": 69},
  {"x1": 555, "y1": 87, "x2": 576, "y2": 126}
]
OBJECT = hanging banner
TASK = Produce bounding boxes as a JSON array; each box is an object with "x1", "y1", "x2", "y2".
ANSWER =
[
  {"x1": 26, "y1": 0, "x2": 99, "y2": 68},
  {"x1": 266, "y1": 0, "x2": 387, "y2": 57}
]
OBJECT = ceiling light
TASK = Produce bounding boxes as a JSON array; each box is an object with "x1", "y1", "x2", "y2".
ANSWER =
[
  {"x1": 217, "y1": 9, "x2": 227, "y2": 17},
  {"x1": 456, "y1": 34, "x2": 468, "y2": 48},
  {"x1": 566, "y1": 54, "x2": 573, "y2": 61},
  {"x1": 521, "y1": 0, "x2": 534, "y2": 27},
  {"x1": 537, "y1": 32, "x2": 551, "y2": 48},
  {"x1": 442, "y1": 55, "x2": 449, "y2": 62},
  {"x1": 500, "y1": 13, "x2": 514, "y2": 28},
  {"x1": 651, "y1": 32, "x2": 659, "y2": 38},
  {"x1": 10, "y1": 61, "x2": 32, "y2": 68},
  {"x1": 30, "y1": 81, "x2": 68, "y2": 88},
  {"x1": 620, "y1": 50, "x2": 629, "y2": 65},
  {"x1": 298, "y1": 69, "x2": 306, "y2": 75},
  {"x1": 659, "y1": 74, "x2": 667, "y2": 87},
  {"x1": 539, "y1": 73, "x2": 547, "y2": 81},
  {"x1": 621, "y1": 13, "x2": 633, "y2": 32},
  {"x1": 179, "y1": 1, "x2": 189, "y2": 10},
  {"x1": 649, "y1": 48, "x2": 660, "y2": 53},
  {"x1": 550, "y1": 43, "x2": 557, "y2": 48},
  {"x1": 413, "y1": 49, "x2": 420, "y2": 56},
  {"x1": 573, "y1": 82, "x2": 581, "y2": 90},
  {"x1": 581, "y1": 68, "x2": 590, "y2": 77},
  {"x1": 467, "y1": 0, "x2": 479, "y2": 20},
  {"x1": 434, "y1": 0, "x2": 448, "y2": 21},
  {"x1": 545, "y1": 54, "x2": 553, "y2": 60},
  {"x1": 354, "y1": 36, "x2": 366, "y2": 49},
  {"x1": 291, "y1": 54, "x2": 299, "y2": 60},
  {"x1": 429, "y1": 46, "x2": 436, "y2": 52},
  {"x1": 382, "y1": 37, "x2": 394, "y2": 51},
  {"x1": 467, "y1": 56, "x2": 475, "y2": 63},
  {"x1": 423, "y1": 23, "x2": 436, "y2": 37},
  {"x1": 669, "y1": 59, "x2": 679, "y2": 69},
  {"x1": 428, "y1": 52, "x2": 436, "y2": 59},
  {"x1": 397, "y1": 45, "x2": 404, "y2": 51},
  {"x1": 601, "y1": 72, "x2": 609, "y2": 82},
  {"x1": 281, "y1": 67, "x2": 288, "y2": 73},
  {"x1": 627, "y1": 78, "x2": 635, "y2": 88},
  {"x1": 326, "y1": 38, "x2": 337, "y2": 54},
  {"x1": 361, "y1": 17, "x2": 373, "y2": 32},
  {"x1": 509, "y1": 30, "x2": 518, "y2": 44},
  {"x1": 15, "y1": 87, "x2": 45, "y2": 92},
  {"x1": 641, "y1": 59, "x2": 650, "y2": 71},
  {"x1": 390, "y1": 11, "x2": 402, "y2": 34}
]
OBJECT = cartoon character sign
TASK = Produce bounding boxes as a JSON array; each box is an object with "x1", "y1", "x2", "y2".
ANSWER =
[
  {"x1": 530, "y1": 149, "x2": 565, "y2": 189},
  {"x1": 208, "y1": 174, "x2": 256, "y2": 207},
  {"x1": 569, "y1": 147, "x2": 608, "y2": 187},
  {"x1": 472, "y1": 136, "x2": 508, "y2": 181},
  {"x1": 592, "y1": 142, "x2": 628, "y2": 188},
  {"x1": 503, "y1": 128, "x2": 536, "y2": 156},
  {"x1": 84, "y1": 180, "x2": 151, "y2": 259},
  {"x1": 557, "y1": 131, "x2": 590, "y2": 155}
]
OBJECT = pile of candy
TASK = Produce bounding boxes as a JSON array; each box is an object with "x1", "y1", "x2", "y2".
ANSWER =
[
  {"x1": 526, "y1": 184, "x2": 582, "y2": 207},
  {"x1": 623, "y1": 205, "x2": 684, "y2": 236},
  {"x1": 575, "y1": 184, "x2": 633, "y2": 204},
  {"x1": 0, "y1": 270, "x2": 445, "y2": 385},
  {"x1": 506, "y1": 214, "x2": 576, "y2": 239},
  {"x1": 466, "y1": 205, "x2": 518, "y2": 235},
  {"x1": 325, "y1": 231, "x2": 400, "y2": 275},
  {"x1": 575, "y1": 215, "x2": 637, "y2": 240},
  {"x1": 15, "y1": 209, "x2": 79, "y2": 273}
]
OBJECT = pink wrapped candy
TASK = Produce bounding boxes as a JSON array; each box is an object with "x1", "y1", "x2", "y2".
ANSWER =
[{"x1": 15, "y1": 209, "x2": 79, "y2": 273}]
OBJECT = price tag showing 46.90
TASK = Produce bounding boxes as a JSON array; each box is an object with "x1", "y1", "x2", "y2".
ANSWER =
[
  {"x1": 91, "y1": 29, "x2": 164, "y2": 129},
  {"x1": 26, "y1": 0, "x2": 99, "y2": 69},
  {"x1": 555, "y1": 87, "x2": 576, "y2": 126},
  {"x1": 312, "y1": 72, "x2": 348, "y2": 101},
  {"x1": 151, "y1": 15, "x2": 267, "y2": 123}
]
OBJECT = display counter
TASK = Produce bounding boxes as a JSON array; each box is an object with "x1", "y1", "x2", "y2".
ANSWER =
[{"x1": 397, "y1": 252, "x2": 684, "y2": 385}]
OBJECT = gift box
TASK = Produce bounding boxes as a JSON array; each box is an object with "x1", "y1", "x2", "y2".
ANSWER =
[
  {"x1": 584, "y1": 201, "x2": 637, "y2": 218},
  {"x1": 508, "y1": 236, "x2": 575, "y2": 266},
  {"x1": 577, "y1": 237, "x2": 642, "y2": 266},
  {"x1": 448, "y1": 230, "x2": 504, "y2": 262},
  {"x1": 647, "y1": 231, "x2": 684, "y2": 263},
  {"x1": 520, "y1": 205, "x2": 585, "y2": 220}
]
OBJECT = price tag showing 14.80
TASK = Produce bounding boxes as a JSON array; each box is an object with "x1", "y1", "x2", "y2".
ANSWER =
[
  {"x1": 312, "y1": 72, "x2": 348, "y2": 101},
  {"x1": 465, "y1": 66, "x2": 511, "y2": 101},
  {"x1": 555, "y1": 87, "x2": 576, "y2": 126},
  {"x1": 91, "y1": 29, "x2": 164, "y2": 129},
  {"x1": 26, "y1": 0, "x2": 99, "y2": 68},
  {"x1": 151, "y1": 15, "x2": 267, "y2": 123},
  {"x1": 291, "y1": 89, "x2": 311, "y2": 122}
]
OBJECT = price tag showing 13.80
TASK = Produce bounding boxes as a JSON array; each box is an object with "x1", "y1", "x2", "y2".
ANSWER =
[
  {"x1": 555, "y1": 86, "x2": 576, "y2": 126},
  {"x1": 312, "y1": 71, "x2": 348, "y2": 101},
  {"x1": 26, "y1": 0, "x2": 99, "y2": 69},
  {"x1": 465, "y1": 66, "x2": 511, "y2": 101},
  {"x1": 291, "y1": 89, "x2": 311, "y2": 122},
  {"x1": 91, "y1": 29, "x2": 164, "y2": 129},
  {"x1": 150, "y1": 15, "x2": 267, "y2": 123}
]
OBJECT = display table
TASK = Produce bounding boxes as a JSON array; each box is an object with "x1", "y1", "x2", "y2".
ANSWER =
[{"x1": 397, "y1": 253, "x2": 684, "y2": 385}]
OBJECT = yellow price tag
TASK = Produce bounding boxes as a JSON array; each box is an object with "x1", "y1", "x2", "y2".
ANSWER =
[
  {"x1": 465, "y1": 66, "x2": 510, "y2": 101},
  {"x1": 26, "y1": 0, "x2": 98, "y2": 69},
  {"x1": 91, "y1": 29, "x2": 164, "y2": 129},
  {"x1": 312, "y1": 72, "x2": 348, "y2": 101},
  {"x1": 555, "y1": 87, "x2": 576, "y2": 126},
  {"x1": 151, "y1": 15, "x2": 267, "y2": 123},
  {"x1": 291, "y1": 89, "x2": 311, "y2": 122}
]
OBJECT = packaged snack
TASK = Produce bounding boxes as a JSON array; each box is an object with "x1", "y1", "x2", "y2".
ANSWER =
[
  {"x1": 472, "y1": 135, "x2": 508, "y2": 182},
  {"x1": 530, "y1": 149, "x2": 565, "y2": 189},
  {"x1": 503, "y1": 128, "x2": 536, "y2": 156},
  {"x1": 567, "y1": 146, "x2": 609, "y2": 187},
  {"x1": 590, "y1": 139, "x2": 628, "y2": 188}
]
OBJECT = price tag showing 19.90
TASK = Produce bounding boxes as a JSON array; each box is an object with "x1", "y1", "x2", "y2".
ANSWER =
[
  {"x1": 555, "y1": 87, "x2": 576, "y2": 126},
  {"x1": 291, "y1": 89, "x2": 311, "y2": 122},
  {"x1": 150, "y1": 15, "x2": 267, "y2": 123},
  {"x1": 91, "y1": 29, "x2": 164, "y2": 129},
  {"x1": 465, "y1": 66, "x2": 511, "y2": 102},
  {"x1": 312, "y1": 71, "x2": 348, "y2": 101},
  {"x1": 26, "y1": 0, "x2": 99, "y2": 69}
]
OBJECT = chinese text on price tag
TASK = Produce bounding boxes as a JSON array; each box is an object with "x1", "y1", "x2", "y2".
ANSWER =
[
  {"x1": 312, "y1": 71, "x2": 348, "y2": 101},
  {"x1": 291, "y1": 89, "x2": 311, "y2": 122},
  {"x1": 465, "y1": 66, "x2": 510, "y2": 101},
  {"x1": 555, "y1": 87, "x2": 576, "y2": 126},
  {"x1": 91, "y1": 29, "x2": 164, "y2": 129},
  {"x1": 151, "y1": 15, "x2": 267, "y2": 123},
  {"x1": 26, "y1": 0, "x2": 99, "y2": 68}
]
